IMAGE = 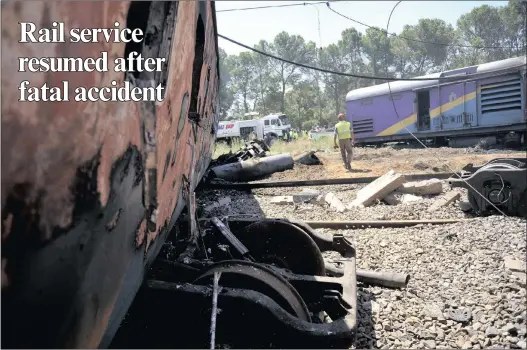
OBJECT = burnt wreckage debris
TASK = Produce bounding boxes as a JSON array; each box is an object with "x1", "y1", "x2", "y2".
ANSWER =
[
  {"x1": 111, "y1": 217, "x2": 360, "y2": 349},
  {"x1": 449, "y1": 157, "x2": 527, "y2": 217},
  {"x1": 212, "y1": 139, "x2": 270, "y2": 166}
]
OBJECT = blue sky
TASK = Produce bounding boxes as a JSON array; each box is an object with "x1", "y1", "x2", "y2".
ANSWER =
[{"x1": 216, "y1": 1, "x2": 509, "y2": 55}]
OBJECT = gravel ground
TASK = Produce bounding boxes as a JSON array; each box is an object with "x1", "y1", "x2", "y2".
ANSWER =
[
  {"x1": 322, "y1": 216, "x2": 527, "y2": 349},
  {"x1": 198, "y1": 181, "x2": 471, "y2": 221},
  {"x1": 198, "y1": 149, "x2": 527, "y2": 349}
]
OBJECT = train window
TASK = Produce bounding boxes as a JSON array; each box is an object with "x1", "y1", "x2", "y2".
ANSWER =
[
  {"x1": 189, "y1": 14, "x2": 205, "y2": 117},
  {"x1": 124, "y1": 1, "x2": 178, "y2": 99},
  {"x1": 389, "y1": 94, "x2": 402, "y2": 101},
  {"x1": 361, "y1": 98, "x2": 373, "y2": 105},
  {"x1": 264, "y1": 120, "x2": 270, "y2": 126},
  {"x1": 271, "y1": 119, "x2": 278, "y2": 126}
]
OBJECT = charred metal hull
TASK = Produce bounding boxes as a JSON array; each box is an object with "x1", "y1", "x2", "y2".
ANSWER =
[{"x1": 1, "y1": 1, "x2": 220, "y2": 348}]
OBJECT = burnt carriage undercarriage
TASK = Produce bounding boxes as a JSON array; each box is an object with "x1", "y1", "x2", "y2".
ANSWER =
[{"x1": 111, "y1": 218, "x2": 359, "y2": 349}]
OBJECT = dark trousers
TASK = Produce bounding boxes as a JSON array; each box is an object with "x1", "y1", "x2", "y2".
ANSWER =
[{"x1": 339, "y1": 139, "x2": 353, "y2": 168}]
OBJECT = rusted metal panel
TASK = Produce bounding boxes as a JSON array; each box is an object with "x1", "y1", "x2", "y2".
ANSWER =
[{"x1": 1, "y1": 0, "x2": 219, "y2": 348}]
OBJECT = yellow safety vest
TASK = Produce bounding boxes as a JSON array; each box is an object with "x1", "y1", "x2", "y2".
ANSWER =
[{"x1": 335, "y1": 121, "x2": 352, "y2": 140}]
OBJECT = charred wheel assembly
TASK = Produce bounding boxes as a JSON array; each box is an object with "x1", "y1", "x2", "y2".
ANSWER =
[
  {"x1": 449, "y1": 157, "x2": 527, "y2": 217},
  {"x1": 110, "y1": 217, "x2": 363, "y2": 348}
]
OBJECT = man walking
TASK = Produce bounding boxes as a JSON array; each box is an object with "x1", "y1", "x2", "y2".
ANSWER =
[{"x1": 333, "y1": 113, "x2": 354, "y2": 170}]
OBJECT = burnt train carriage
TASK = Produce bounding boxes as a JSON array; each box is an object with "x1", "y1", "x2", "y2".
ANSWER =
[
  {"x1": 3, "y1": 1, "x2": 361, "y2": 349},
  {"x1": 345, "y1": 56, "x2": 527, "y2": 147},
  {"x1": 2, "y1": 1, "x2": 220, "y2": 348}
]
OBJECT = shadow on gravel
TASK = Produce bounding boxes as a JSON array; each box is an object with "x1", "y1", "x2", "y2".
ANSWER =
[{"x1": 356, "y1": 288, "x2": 377, "y2": 349}]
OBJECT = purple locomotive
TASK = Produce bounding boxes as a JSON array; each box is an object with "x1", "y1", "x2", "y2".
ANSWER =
[{"x1": 346, "y1": 56, "x2": 526, "y2": 148}]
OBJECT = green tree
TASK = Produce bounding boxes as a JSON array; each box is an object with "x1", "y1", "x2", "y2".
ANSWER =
[
  {"x1": 362, "y1": 27, "x2": 394, "y2": 84},
  {"x1": 284, "y1": 82, "x2": 318, "y2": 129},
  {"x1": 251, "y1": 40, "x2": 278, "y2": 115},
  {"x1": 229, "y1": 52, "x2": 258, "y2": 115},
  {"x1": 218, "y1": 48, "x2": 235, "y2": 120},
  {"x1": 391, "y1": 19, "x2": 456, "y2": 77},
  {"x1": 268, "y1": 32, "x2": 317, "y2": 112},
  {"x1": 455, "y1": 5, "x2": 508, "y2": 65},
  {"x1": 499, "y1": 0, "x2": 527, "y2": 57}
]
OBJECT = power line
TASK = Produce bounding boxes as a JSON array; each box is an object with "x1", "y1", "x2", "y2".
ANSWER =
[
  {"x1": 218, "y1": 34, "x2": 521, "y2": 82},
  {"x1": 217, "y1": 2, "x2": 327, "y2": 13},
  {"x1": 326, "y1": 3, "x2": 515, "y2": 50}
]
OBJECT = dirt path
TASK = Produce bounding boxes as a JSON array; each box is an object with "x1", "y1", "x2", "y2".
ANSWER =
[{"x1": 267, "y1": 147, "x2": 526, "y2": 180}]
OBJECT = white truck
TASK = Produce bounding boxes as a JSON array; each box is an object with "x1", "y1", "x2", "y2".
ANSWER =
[{"x1": 216, "y1": 113, "x2": 292, "y2": 144}]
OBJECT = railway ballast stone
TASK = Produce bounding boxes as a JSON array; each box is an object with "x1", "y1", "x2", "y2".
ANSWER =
[{"x1": 384, "y1": 192, "x2": 423, "y2": 205}]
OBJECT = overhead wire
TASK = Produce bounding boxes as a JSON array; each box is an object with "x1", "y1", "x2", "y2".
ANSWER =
[
  {"x1": 326, "y1": 3, "x2": 514, "y2": 50},
  {"x1": 218, "y1": 34, "x2": 521, "y2": 82},
  {"x1": 217, "y1": 2, "x2": 327, "y2": 13},
  {"x1": 384, "y1": 1, "x2": 508, "y2": 217}
]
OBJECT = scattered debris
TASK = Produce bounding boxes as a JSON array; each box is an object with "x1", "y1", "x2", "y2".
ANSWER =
[
  {"x1": 270, "y1": 196, "x2": 294, "y2": 205},
  {"x1": 324, "y1": 192, "x2": 347, "y2": 212},
  {"x1": 350, "y1": 170, "x2": 406, "y2": 207},
  {"x1": 427, "y1": 191, "x2": 461, "y2": 212},
  {"x1": 210, "y1": 154, "x2": 294, "y2": 182},
  {"x1": 310, "y1": 194, "x2": 326, "y2": 206},
  {"x1": 384, "y1": 192, "x2": 422, "y2": 205},
  {"x1": 423, "y1": 304, "x2": 445, "y2": 320},
  {"x1": 458, "y1": 201, "x2": 473, "y2": 212},
  {"x1": 270, "y1": 189, "x2": 321, "y2": 205},
  {"x1": 445, "y1": 307, "x2": 472, "y2": 323},
  {"x1": 293, "y1": 189, "x2": 321, "y2": 204},
  {"x1": 397, "y1": 178, "x2": 443, "y2": 196},
  {"x1": 504, "y1": 256, "x2": 526, "y2": 273},
  {"x1": 213, "y1": 139, "x2": 270, "y2": 166},
  {"x1": 204, "y1": 197, "x2": 232, "y2": 213},
  {"x1": 293, "y1": 151, "x2": 322, "y2": 165}
]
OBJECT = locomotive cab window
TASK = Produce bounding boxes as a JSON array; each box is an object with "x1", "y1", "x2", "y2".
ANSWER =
[{"x1": 264, "y1": 120, "x2": 270, "y2": 126}]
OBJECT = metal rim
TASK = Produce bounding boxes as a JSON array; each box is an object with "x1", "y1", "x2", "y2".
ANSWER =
[
  {"x1": 238, "y1": 219, "x2": 326, "y2": 276},
  {"x1": 193, "y1": 260, "x2": 311, "y2": 322}
]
